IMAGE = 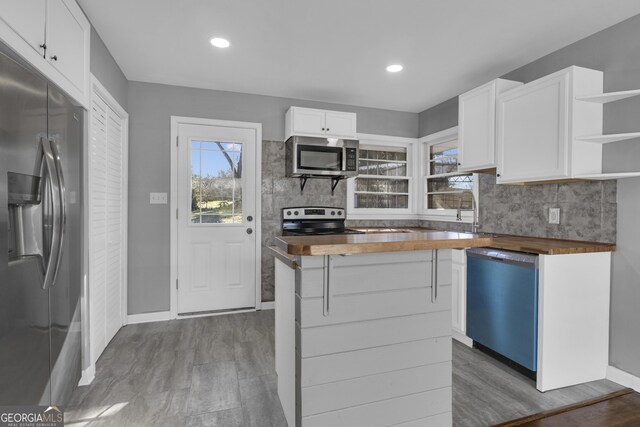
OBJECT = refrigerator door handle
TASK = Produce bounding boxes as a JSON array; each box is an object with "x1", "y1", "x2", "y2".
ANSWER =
[
  {"x1": 41, "y1": 137, "x2": 62, "y2": 290},
  {"x1": 49, "y1": 138, "x2": 66, "y2": 287}
]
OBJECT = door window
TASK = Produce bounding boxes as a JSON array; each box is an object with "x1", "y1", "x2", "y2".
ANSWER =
[{"x1": 190, "y1": 140, "x2": 243, "y2": 224}]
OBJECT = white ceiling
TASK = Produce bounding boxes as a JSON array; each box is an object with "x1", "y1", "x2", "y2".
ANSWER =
[{"x1": 79, "y1": 0, "x2": 640, "y2": 113}]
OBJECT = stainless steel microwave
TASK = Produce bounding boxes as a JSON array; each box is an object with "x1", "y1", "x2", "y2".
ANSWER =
[{"x1": 285, "y1": 136, "x2": 359, "y2": 177}]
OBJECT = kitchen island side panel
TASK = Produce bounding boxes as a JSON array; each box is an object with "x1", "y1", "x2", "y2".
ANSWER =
[
  {"x1": 536, "y1": 252, "x2": 611, "y2": 392},
  {"x1": 276, "y1": 250, "x2": 453, "y2": 427}
]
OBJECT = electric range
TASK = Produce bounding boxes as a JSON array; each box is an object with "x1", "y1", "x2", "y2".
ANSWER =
[{"x1": 281, "y1": 206, "x2": 364, "y2": 236}]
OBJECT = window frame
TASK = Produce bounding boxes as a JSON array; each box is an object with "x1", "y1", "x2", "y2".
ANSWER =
[
  {"x1": 418, "y1": 126, "x2": 479, "y2": 222},
  {"x1": 346, "y1": 134, "x2": 419, "y2": 220}
]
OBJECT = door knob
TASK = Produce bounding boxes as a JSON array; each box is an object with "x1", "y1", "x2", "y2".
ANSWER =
[
  {"x1": 246, "y1": 228, "x2": 253, "y2": 234},
  {"x1": 247, "y1": 215, "x2": 253, "y2": 222}
]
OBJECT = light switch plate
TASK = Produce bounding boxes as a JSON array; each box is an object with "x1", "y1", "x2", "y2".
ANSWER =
[
  {"x1": 150, "y1": 192, "x2": 168, "y2": 204},
  {"x1": 549, "y1": 207, "x2": 560, "y2": 224}
]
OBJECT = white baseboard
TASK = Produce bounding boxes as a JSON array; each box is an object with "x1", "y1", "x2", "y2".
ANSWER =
[
  {"x1": 78, "y1": 364, "x2": 95, "y2": 386},
  {"x1": 453, "y1": 330, "x2": 473, "y2": 347},
  {"x1": 606, "y1": 365, "x2": 640, "y2": 392},
  {"x1": 260, "y1": 301, "x2": 275, "y2": 310},
  {"x1": 126, "y1": 310, "x2": 172, "y2": 325}
]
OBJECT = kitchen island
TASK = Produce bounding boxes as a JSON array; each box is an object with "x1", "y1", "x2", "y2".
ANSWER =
[{"x1": 271, "y1": 231, "x2": 491, "y2": 427}]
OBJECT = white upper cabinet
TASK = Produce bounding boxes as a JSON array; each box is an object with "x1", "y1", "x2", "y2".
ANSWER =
[
  {"x1": 0, "y1": 0, "x2": 46, "y2": 55},
  {"x1": 458, "y1": 79, "x2": 521, "y2": 172},
  {"x1": 285, "y1": 106, "x2": 357, "y2": 140},
  {"x1": 0, "y1": 0, "x2": 90, "y2": 108},
  {"x1": 46, "y1": 0, "x2": 88, "y2": 95},
  {"x1": 496, "y1": 66, "x2": 603, "y2": 184}
]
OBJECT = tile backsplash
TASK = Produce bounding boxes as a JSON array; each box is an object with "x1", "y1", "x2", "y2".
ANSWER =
[
  {"x1": 261, "y1": 140, "x2": 347, "y2": 301},
  {"x1": 422, "y1": 173, "x2": 617, "y2": 243},
  {"x1": 262, "y1": 145, "x2": 617, "y2": 301}
]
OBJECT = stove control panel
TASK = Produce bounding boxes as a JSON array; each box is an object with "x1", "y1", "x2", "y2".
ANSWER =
[{"x1": 283, "y1": 207, "x2": 345, "y2": 220}]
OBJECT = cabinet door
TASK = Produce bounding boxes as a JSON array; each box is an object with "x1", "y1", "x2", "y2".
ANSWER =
[
  {"x1": 459, "y1": 81, "x2": 496, "y2": 171},
  {"x1": 451, "y1": 260, "x2": 465, "y2": 334},
  {"x1": 325, "y1": 111, "x2": 357, "y2": 139},
  {"x1": 45, "y1": 0, "x2": 86, "y2": 92},
  {"x1": 0, "y1": 0, "x2": 46, "y2": 55},
  {"x1": 497, "y1": 73, "x2": 569, "y2": 183},
  {"x1": 291, "y1": 107, "x2": 326, "y2": 136}
]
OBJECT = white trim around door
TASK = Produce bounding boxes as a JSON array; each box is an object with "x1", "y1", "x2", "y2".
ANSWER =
[{"x1": 170, "y1": 116, "x2": 263, "y2": 319}]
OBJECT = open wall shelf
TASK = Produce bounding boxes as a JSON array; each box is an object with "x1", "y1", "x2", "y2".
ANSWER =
[
  {"x1": 576, "y1": 89, "x2": 640, "y2": 104},
  {"x1": 576, "y1": 132, "x2": 640, "y2": 144},
  {"x1": 574, "y1": 172, "x2": 640, "y2": 180}
]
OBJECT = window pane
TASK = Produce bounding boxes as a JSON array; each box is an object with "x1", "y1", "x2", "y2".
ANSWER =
[
  {"x1": 430, "y1": 139, "x2": 458, "y2": 159},
  {"x1": 430, "y1": 161, "x2": 458, "y2": 175},
  {"x1": 191, "y1": 147, "x2": 201, "y2": 223},
  {"x1": 190, "y1": 140, "x2": 243, "y2": 224},
  {"x1": 427, "y1": 175, "x2": 473, "y2": 192},
  {"x1": 428, "y1": 193, "x2": 472, "y2": 210},
  {"x1": 355, "y1": 145, "x2": 410, "y2": 210}
]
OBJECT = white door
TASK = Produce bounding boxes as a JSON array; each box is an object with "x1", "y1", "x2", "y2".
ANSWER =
[
  {"x1": 89, "y1": 84, "x2": 127, "y2": 366},
  {"x1": 177, "y1": 123, "x2": 257, "y2": 314}
]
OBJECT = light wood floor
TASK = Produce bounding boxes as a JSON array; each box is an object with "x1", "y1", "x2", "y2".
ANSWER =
[{"x1": 67, "y1": 311, "x2": 624, "y2": 426}]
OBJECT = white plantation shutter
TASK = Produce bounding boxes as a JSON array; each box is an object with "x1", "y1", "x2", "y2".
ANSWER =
[
  {"x1": 89, "y1": 89, "x2": 126, "y2": 366},
  {"x1": 105, "y1": 108, "x2": 123, "y2": 343}
]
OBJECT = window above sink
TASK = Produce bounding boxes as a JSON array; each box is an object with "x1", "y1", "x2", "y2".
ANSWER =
[{"x1": 420, "y1": 126, "x2": 479, "y2": 223}]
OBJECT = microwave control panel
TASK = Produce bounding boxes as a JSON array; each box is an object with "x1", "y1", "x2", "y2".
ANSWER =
[{"x1": 345, "y1": 147, "x2": 358, "y2": 171}]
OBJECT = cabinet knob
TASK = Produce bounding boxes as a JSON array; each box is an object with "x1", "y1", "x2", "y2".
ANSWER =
[
  {"x1": 39, "y1": 43, "x2": 47, "y2": 50},
  {"x1": 50, "y1": 55, "x2": 58, "y2": 61},
  {"x1": 322, "y1": 128, "x2": 325, "y2": 131},
  {"x1": 327, "y1": 128, "x2": 330, "y2": 131},
  {"x1": 457, "y1": 162, "x2": 461, "y2": 166},
  {"x1": 497, "y1": 173, "x2": 501, "y2": 177}
]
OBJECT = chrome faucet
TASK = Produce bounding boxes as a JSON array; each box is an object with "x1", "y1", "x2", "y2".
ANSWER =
[{"x1": 456, "y1": 190, "x2": 479, "y2": 233}]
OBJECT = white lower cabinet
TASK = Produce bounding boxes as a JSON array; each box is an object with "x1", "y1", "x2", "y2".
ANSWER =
[
  {"x1": 275, "y1": 250, "x2": 453, "y2": 427},
  {"x1": 451, "y1": 249, "x2": 469, "y2": 345},
  {"x1": 449, "y1": 247, "x2": 612, "y2": 392}
]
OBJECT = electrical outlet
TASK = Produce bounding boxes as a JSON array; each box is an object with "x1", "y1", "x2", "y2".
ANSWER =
[
  {"x1": 549, "y1": 207, "x2": 560, "y2": 224},
  {"x1": 150, "y1": 192, "x2": 168, "y2": 204}
]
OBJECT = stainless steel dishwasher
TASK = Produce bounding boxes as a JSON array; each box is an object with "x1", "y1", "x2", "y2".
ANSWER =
[{"x1": 466, "y1": 248, "x2": 539, "y2": 376}]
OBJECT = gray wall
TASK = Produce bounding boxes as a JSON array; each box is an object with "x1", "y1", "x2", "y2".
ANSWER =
[
  {"x1": 89, "y1": 27, "x2": 128, "y2": 110},
  {"x1": 418, "y1": 96, "x2": 458, "y2": 138},
  {"x1": 127, "y1": 81, "x2": 419, "y2": 314},
  {"x1": 419, "y1": 13, "x2": 640, "y2": 377}
]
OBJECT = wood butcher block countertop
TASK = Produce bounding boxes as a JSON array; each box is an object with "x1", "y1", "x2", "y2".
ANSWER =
[
  {"x1": 489, "y1": 234, "x2": 615, "y2": 255},
  {"x1": 275, "y1": 230, "x2": 492, "y2": 256},
  {"x1": 273, "y1": 229, "x2": 615, "y2": 257}
]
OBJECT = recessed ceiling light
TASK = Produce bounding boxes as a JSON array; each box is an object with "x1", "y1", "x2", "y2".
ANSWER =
[
  {"x1": 210, "y1": 37, "x2": 230, "y2": 48},
  {"x1": 386, "y1": 64, "x2": 403, "y2": 73}
]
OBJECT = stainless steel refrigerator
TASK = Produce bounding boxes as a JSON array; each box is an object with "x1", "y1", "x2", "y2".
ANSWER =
[{"x1": 0, "y1": 41, "x2": 82, "y2": 406}]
